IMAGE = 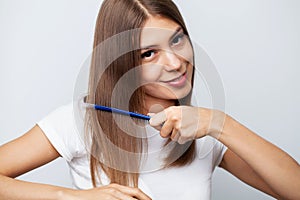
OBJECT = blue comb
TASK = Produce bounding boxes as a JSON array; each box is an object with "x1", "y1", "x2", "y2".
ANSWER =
[{"x1": 86, "y1": 103, "x2": 151, "y2": 121}]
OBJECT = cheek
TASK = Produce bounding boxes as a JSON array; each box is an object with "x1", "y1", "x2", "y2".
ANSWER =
[
  {"x1": 143, "y1": 83, "x2": 173, "y2": 99},
  {"x1": 141, "y1": 64, "x2": 162, "y2": 82},
  {"x1": 175, "y1": 42, "x2": 194, "y2": 65}
]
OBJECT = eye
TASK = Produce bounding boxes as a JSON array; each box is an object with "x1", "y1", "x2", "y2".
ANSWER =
[
  {"x1": 171, "y1": 32, "x2": 185, "y2": 46},
  {"x1": 141, "y1": 50, "x2": 157, "y2": 60}
]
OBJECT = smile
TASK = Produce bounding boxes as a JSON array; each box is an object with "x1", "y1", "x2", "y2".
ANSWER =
[{"x1": 162, "y1": 72, "x2": 187, "y2": 87}]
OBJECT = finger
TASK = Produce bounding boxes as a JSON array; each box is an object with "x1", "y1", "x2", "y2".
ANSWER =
[
  {"x1": 110, "y1": 184, "x2": 152, "y2": 200},
  {"x1": 101, "y1": 186, "x2": 131, "y2": 200},
  {"x1": 177, "y1": 136, "x2": 185, "y2": 144},
  {"x1": 159, "y1": 119, "x2": 175, "y2": 138},
  {"x1": 170, "y1": 128, "x2": 180, "y2": 142},
  {"x1": 177, "y1": 136, "x2": 191, "y2": 145},
  {"x1": 111, "y1": 190, "x2": 135, "y2": 200},
  {"x1": 147, "y1": 113, "x2": 155, "y2": 118},
  {"x1": 147, "y1": 113, "x2": 162, "y2": 131},
  {"x1": 148, "y1": 111, "x2": 166, "y2": 127}
]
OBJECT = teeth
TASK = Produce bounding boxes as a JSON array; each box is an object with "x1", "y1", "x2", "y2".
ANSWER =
[
  {"x1": 173, "y1": 75, "x2": 182, "y2": 82},
  {"x1": 163, "y1": 73, "x2": 186, "y2": 83},
  {"x1": 175, "y1": 77, "x2": 180, "y2": 81}
]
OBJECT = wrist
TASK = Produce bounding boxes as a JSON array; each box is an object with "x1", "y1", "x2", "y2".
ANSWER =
[
  {"x1": 214, "y1": 113, "x2": 239, "y2": 144},
  {"x1": 56, "y1": 188, "x2": 80, "y2": 200},
  {"x1": 207, "y1": 110, "x2": 230, "y2": 139}
]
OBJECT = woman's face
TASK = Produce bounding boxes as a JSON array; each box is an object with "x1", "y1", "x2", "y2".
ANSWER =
[{"x1": 140, "y1": 16, "x2": 194, "y2": 106}]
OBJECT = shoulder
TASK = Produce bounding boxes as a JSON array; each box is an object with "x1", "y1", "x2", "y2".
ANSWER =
[
  {"x1": 37, "y1": 102, "x2": 87, "y2": 161},
  {"x1": 196, "y1": 137, "x2": 227, "y2": 168}
]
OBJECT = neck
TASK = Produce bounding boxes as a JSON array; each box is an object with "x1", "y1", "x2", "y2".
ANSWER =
[{"x1": 142, "y1": 94, "x2": 177, "y2": 115}]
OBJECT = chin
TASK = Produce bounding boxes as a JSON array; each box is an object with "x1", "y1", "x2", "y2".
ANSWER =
[
  {"x1": 143, "y1": 83, "x2": 192, "y2": 102},
  {"x1": 171, "y1": 86, "x2": 192, "y2": 101}
]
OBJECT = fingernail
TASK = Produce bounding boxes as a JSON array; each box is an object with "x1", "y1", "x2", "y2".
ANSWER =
[{"x1": 147, "y1": 113, "x2": 155, "y2": 117}]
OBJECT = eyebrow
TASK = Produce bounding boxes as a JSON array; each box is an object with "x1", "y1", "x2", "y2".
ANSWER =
[{"x1": 141, "y1": 27, "x2": 183, "y2": 50}]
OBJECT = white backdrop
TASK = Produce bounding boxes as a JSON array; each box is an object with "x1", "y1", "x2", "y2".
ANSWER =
[{"x1": 0, "y1": 1, "x2": 299, "y2": 199}]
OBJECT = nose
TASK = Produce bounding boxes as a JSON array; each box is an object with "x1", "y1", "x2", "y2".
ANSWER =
[{"x1": 162, "y1": 50, "x2": 181, "y2": 71}]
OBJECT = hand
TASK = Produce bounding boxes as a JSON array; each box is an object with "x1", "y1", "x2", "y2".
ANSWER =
[
  {"x1": 149, "y1": 106, "x2": 226, "y2": 144},
  {"x1": 64, "y1": 183, "x2": 152, "y2": 200}
]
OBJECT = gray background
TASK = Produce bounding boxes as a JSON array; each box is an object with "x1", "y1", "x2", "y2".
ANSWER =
[{"x1": 0, "y1": 0, "x2": 299, "y2": 199}]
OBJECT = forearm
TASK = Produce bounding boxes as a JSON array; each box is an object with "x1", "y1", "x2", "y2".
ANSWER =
[
  {"x1": 215, "y1": 115, "x2": 300, "y2": 200},
  {"x1": 0, "y1": 174, "x2": 75, "y2": 200}
]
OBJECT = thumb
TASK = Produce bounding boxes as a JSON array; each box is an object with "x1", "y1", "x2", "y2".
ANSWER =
[
  {"x1": 147, "y1": 113, "x2": 155, "y2": 118},
  {"x1": 148, "y1": 111, "x2": 166, "y2": 127}
]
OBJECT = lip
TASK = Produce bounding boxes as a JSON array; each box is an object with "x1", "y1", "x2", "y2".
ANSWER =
[{"x1": 161, "y1": 72, "x2": 187, "y2": 87}]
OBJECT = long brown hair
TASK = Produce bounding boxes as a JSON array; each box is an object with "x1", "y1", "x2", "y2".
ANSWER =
[{"x1": 85, "y1": 0, "x2": 196, "y2": 187}]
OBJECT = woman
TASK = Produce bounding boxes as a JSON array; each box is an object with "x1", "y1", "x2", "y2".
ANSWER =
[{"x1": 0, "y1": 0, "x2": 299, "y2": 199}]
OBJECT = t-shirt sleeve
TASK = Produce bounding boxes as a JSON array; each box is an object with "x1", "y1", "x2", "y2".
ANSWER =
[
  {"x1": 37, "y1": 103, "x2": 86, "y2": 162},
  {"x1": 212, "y1": 139, "x2": 228, "y2": 168}
]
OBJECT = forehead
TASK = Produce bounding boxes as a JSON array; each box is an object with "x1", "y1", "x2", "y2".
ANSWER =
[
  {"x1": 141, "y1": 16, "x2": 181, "y2": 48},
  {"x1": 143, "y1": 16, "x2": 179, "y2": 29}
]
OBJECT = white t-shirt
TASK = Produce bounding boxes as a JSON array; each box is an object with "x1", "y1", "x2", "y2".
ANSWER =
[{"x1": 37, "y1": 103, "x2": 227, "y2": 200}]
